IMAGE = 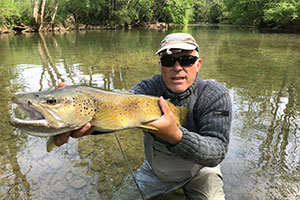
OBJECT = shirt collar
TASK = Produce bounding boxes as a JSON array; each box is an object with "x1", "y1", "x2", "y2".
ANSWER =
[{"x1": 159, "y1": 74, "x2": 199, "y2": 102}]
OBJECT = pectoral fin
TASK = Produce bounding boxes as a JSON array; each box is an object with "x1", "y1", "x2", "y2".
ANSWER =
[
  {"x1": 92, "y1": 111, "x2": 124, "y2": 131},
  {"x1": 46, "y1": 136, "x2": 56, "y2": 152},
  {"x1": 139, "y1": 124, "x2": 158, "y2": 131},
  {"x1": 140, "y1": 120, "x2": 158, "y2": 131}
]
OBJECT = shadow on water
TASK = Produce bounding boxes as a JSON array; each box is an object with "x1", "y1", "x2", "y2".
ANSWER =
[{"x1": 0, "y1": 27, "x2": 299, "y2": 199}]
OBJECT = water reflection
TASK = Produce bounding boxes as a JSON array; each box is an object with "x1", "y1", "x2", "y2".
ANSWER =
[
  {"x1": 0, "y1": 32, "x2": 147, "y2": 199},
  {"x1": 0, "y1": 45, "x2": 31, "y2": 199},
  {"x1": 215, "y1": 30, "x2": 300, "y2": 199},
  {"x1": 0, "y1": 27, "x2": 299, "y2": 199}
]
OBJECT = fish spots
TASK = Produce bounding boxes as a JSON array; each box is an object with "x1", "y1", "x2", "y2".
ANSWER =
[
  {"x1": 63, "y1": 94, "x2": 96, "y2": 119},
  {"x1": 70, "y1": 97, "x2": 77, "y2": 107},
  {"x1": 76, "y1": 98, "x2": 95, "y2": 117},
  {"x1": 119, "y1": 112, "x2": 124, "y2": 123}
]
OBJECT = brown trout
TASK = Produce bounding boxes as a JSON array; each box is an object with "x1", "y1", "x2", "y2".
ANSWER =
[{"x1": 10, "y1": 86, "x2": 189, "y2": 151}]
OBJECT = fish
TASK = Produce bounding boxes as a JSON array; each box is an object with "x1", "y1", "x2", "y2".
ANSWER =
[{"x1": 10, "y1": 86, "x2": 189, "y2": 152}]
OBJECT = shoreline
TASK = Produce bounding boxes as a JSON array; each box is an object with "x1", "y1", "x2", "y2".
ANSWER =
[
  {"x1": 0, "y1": 22, "x2": 169, "y2": 35},
  {"x1": 1, "y1": 22, "x2": 299, "y2": 35}
]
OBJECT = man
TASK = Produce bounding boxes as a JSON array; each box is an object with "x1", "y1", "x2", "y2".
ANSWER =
[{"x1": 55, "y1": 33, "x2": 232, "y2": 200}]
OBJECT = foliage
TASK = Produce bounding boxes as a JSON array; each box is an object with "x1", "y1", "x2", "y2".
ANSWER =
[
  {"x1": 18, "y1": 0, "x2": 32, "y2": 25},
  {"x1": 0, "y1": 0, "x2": 31, "y2": 27},
  {"x1": 222, "y1": 0, "x2": 300, "y2": 29},
  {"x1": 192, "y1": 0, "x2": 223, "y2": 23},
  {"x1": 0, "y1": 0, "x2": 17, "y2": 26},
  {"x1": 222, "y1": 0, "x2": 266, "y2": 26},
  {"x1": 263, "y1": 1, "x2": 298, "y2": 26},
  {"x1": 159, "y1": 0, "x2": 196, "y2": 24},
  {"x1": 0, "y1": 0, "x2": 300, "y2": 31}
]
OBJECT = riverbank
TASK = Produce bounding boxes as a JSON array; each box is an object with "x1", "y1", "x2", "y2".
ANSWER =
[
  {"x1": 2, "y1": 22, "x2": 300, "y2": 35},
  {"x1": 0, "y1": 22, "x2": 169, "y2": 34}
]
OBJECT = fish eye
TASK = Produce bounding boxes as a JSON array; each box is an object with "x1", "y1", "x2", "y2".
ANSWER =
[{"x1": 47, "y1": 98, "x2": 57, "y2": 105}]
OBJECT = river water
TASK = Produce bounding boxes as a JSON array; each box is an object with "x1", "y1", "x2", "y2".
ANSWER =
[{"x1": 0, "y1": 26, "x2": 299, "y2": 200}]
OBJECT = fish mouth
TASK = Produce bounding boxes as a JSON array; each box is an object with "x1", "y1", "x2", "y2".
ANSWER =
[
  {"x1": 16, "y1": 101, "x2": 45, "y2": 120},
  {"x1": 10, "y1": 101, "x2": 48, "y2": 127},
  {"x1": 9, "y1": 100, "x2": 62, "y2": 137}
]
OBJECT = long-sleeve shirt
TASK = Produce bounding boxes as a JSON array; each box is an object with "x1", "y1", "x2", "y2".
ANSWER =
[{"x1": 130, "y1": 74, "x2": 232, "y2": 167}]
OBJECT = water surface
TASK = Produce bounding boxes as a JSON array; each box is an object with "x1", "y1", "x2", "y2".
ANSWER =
[{"x1": 0, "y1": 26, "x2": 299, "y2": 200}]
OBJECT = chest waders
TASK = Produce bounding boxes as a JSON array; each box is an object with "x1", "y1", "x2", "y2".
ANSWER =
[{"x1": 144, "y1": 79, "x2": 207, "y2": 182}]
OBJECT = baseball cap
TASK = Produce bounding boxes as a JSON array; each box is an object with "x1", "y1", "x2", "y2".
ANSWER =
[{"x1": 155, "y1": 33, "x2": 199, "y2": 55}]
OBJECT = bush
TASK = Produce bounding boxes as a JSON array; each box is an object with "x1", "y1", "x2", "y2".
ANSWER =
[
  {"x1": 263, "y1": 1, "x2": 298, "y2": 26},
  {"x1": 0, "y1": 0, "x2": 32, "y2": 27}
]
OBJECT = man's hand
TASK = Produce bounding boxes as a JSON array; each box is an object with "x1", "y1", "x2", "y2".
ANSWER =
[
  {"x1": 54, "y1": 123, "x2": 94, "y2": 146},
  {"x1": 147, "y1": 97, "x2": 183, "y2": 145},
  {"x1": 54, "y1": 82, "x2": 94, "y2": 147}
]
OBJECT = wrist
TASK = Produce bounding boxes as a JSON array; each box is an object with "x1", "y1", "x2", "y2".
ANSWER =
[{"x1": 169, "y1": 128, "x2": 183, "y2": 145}]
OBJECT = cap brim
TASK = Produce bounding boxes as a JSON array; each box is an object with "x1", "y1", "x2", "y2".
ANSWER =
[{"x1": 155, "y1": 43, "x2": 197, "y2": 55}]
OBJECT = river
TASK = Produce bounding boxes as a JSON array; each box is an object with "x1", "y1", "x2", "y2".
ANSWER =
[{"x1": 0, "y1": 25, "x2": 299, "y2": 200}]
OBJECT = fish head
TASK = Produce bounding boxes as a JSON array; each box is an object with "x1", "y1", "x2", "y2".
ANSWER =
[{"x1": 10, "y1": 86, "x2": 96, "y2": 137}]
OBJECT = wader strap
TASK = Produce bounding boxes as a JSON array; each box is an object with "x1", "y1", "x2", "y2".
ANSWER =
[{"x1": 193, "y1": 79, "x2": 207, "y2": 131}]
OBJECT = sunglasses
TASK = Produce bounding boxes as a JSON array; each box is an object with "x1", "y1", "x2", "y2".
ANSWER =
[{"x1": 160, "y1": 55, "x2": 198, "y2": 67}]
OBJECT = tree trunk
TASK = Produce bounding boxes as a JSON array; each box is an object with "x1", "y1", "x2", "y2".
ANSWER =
[
  {"x1": 32, "y1": 0, "x2": 40, "y2": 25},
  {"x1": 50, "y1": 0, "x2": 60, "y2": 24},
  {"x1": 39, "y1": 0, "x2": 46, "y2": 31}
]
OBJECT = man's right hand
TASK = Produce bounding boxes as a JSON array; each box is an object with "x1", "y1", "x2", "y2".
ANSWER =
[{"x1": 54, "y1": 82, "x2": 94, "y2": 147}]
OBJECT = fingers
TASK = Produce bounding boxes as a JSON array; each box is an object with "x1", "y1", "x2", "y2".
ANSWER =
[
  {"x1": 158, "y1": 96, "x2": 170, "y2": 115},
  {"x1": 58, "y1": 82, "x2": 67, "y2": 88},
  {"x1": 54, "y1": 123, "x2": 93, "y2": 147},
  {"x1": 54, "y1": 131, "x2": 71, "y2": 147},
  {"x1": 70, "y1": 123, "x2": 94, "y2": 138}
]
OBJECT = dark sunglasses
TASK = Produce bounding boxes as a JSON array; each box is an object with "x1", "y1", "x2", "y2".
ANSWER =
[{"x1": 160, "y1": 55, "x2": 198, "y2": 67}]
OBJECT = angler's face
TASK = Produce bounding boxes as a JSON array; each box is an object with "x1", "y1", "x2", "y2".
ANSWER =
[{"x1": 159, "y1": 50, "x2": 201, "y2": 94}]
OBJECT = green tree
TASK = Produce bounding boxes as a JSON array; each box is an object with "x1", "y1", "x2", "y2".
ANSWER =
[
  {"x1": 159, "y1": 0, "x2": 196, "y2": 24},
  {"x1": 32, "y1": 0, "x2": 60, "y2": 30},
  {"x1": 263, "y1": 1, "x2": 299, "y2": 27},
  {"x1": 2, "y1": 0, "x2": 300, "y2": 31},
  {"x1": 192, "y1": 0, "x2": 223, "y2": 23},
  {"x1": 222, "y1": 0, "x2": 300, "y2": 29},
  {"x1": 222, "y1": 0, "x2": 266, "y2": 26},
  {"x1": 0, "y1": 0, "x2": 31, "y2": 27}
]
